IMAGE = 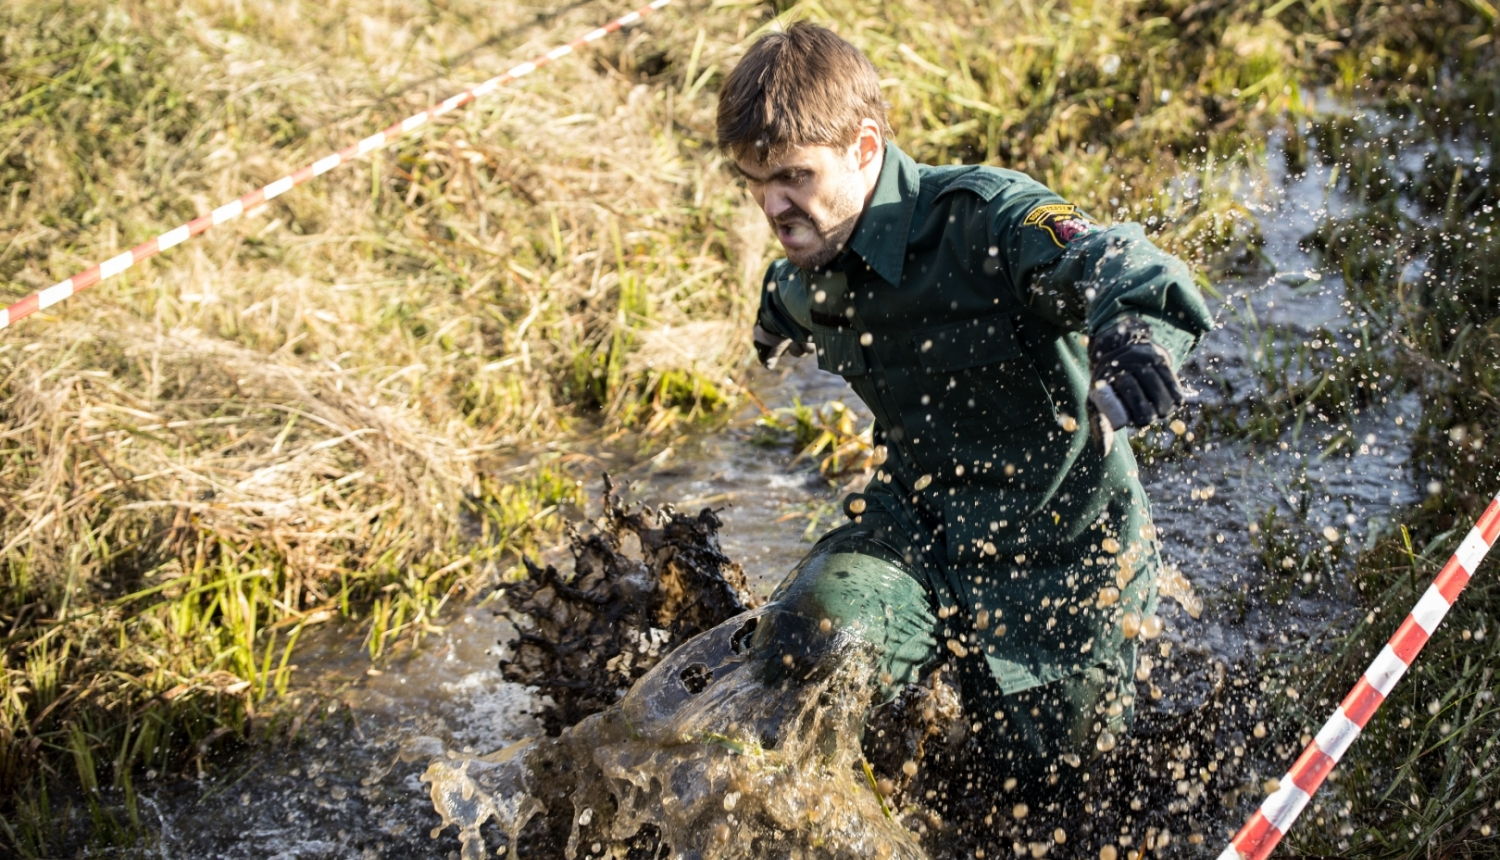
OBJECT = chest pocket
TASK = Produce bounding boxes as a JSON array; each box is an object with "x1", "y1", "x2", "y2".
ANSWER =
[
  {"x1": 911, "y1": 313, "x2": 1052, "y2": 429},
  {"x1": 813, "y1": 328, "x2": 868, "y2": 377}
]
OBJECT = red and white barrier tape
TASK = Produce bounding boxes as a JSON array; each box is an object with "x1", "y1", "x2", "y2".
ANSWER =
[
  {"x1": 1218, "y1": 490, "x2": 1500, "y2": 860},
  {"x1": 0, "y1": 0, "x2": 672, "y2": 332}
]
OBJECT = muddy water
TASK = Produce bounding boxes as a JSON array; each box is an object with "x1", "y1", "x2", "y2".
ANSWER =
[{"x1": 134, "y1": 137, "x2": 1421, "y2": 858}]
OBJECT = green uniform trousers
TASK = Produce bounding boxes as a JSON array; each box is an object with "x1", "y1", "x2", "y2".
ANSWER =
[{"x1": 747, "y1": 496, "x2": 1142, "y2": 800}]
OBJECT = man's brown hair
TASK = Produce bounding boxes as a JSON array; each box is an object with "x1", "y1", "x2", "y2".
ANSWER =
[{"x1": 716, "y1": 22, "x2": 891, "y2": 164}]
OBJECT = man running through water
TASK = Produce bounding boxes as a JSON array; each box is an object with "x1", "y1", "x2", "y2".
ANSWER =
[{"x1": 724, "y1": 23, "x2": 1212, "y2": 811}]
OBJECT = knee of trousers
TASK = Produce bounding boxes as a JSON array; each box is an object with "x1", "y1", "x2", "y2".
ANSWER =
[{"x1": 749, "y1": 533, "x2": 938, "y2": 701}]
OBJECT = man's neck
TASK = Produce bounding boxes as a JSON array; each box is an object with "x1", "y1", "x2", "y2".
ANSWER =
[{"x1": 860, "y1": 144, "x2": 886, "y2": 210}]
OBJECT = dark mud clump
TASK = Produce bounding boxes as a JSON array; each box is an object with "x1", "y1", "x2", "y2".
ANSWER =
[
  {"x1": 497, "y1": 479, "x2": 758, "y2": 734},
  {"x1": 862, "y1": 668, "x2": 965, "y2": 805}
]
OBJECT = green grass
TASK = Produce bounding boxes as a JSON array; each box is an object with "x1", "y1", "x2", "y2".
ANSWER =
[{"x1": 1271, "y1": 83, "x2": 1500, "y2": 860}]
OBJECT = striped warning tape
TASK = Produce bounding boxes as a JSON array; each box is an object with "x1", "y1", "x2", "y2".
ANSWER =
[
  {"x1": 0, "y1": 0, "x2": 672, "y2": 332},
  {"x1": 1217, "y1": 490, "x2": 1500, "y2": 860}
]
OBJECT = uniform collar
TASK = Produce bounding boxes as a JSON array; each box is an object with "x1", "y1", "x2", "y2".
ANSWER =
[{"x1": 846, "y1": 142, "x2": 921, "y2": 286}]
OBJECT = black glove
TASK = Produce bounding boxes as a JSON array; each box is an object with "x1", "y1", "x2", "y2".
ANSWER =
[
  {"x1": 754, "y1": 322, "x2": 812, "y2": 370},
  {"x1": 1087, "y1": 317, "x2": 1184, "y2": 454}
]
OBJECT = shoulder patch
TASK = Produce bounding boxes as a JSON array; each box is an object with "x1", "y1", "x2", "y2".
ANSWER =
[{"x1": 1022, "y1": 203, "x2": 1097, "y2": 248}]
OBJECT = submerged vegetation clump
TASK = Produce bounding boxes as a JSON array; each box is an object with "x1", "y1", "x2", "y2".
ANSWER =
[
  {"x1": 497, "y1": 482, "x2": 757, "y2": 734},
  {"x1": 1, "y1": 0, "x2": 1499, "y2": 854}
]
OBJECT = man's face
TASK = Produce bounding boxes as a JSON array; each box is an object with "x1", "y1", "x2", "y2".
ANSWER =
[{"x1": 735, "y1": 140, "x2": 871, "y2": 270}]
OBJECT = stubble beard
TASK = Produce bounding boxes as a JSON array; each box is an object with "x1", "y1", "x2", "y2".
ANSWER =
[{"x1": 774, "y1": 181, "x2": 864, "y2": 271}]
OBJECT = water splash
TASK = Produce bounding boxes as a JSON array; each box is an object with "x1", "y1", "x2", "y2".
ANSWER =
[{"x1": 424, "y1": 606, "x2": 925, "y2": 858}]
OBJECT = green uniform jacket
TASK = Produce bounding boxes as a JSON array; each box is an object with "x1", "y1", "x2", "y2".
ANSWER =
[{"x1": 756, "y1": 143, "x2": 1213, "y2": 694}]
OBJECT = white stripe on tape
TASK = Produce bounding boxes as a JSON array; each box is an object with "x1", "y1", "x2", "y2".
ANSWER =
[
  {"x1": 212, "y1": 200, "x2": 244, "y2": 224},
  {"x1": 37, "y1": 279, "x2": 75, "y2": 310},
  {"x1": 401, "y1": 113, "x2": 428, "y2": 133},
  {"x1": 357, "y1": 133, "x2": 387, "y2": 155},
  {"x1": 1313, "y1": 709, "x2": 1361, "y2": 762},
  {"x1": 650, "y1": 0, "x2": 671, "y2": 8},
  {"x1": 439, "y1": 95, "x2": 465, "y2": 113},
  {"x1": 99, "y1": 251, "x2": 135, "y2": 279},
  {"x1": 263, "y1": 176, "x2": 295, "y2": 200},
  {"x1": 618, "y1": 10, "x2": 641, "y2": 24},
  {"x1": 1215, "y1": 848, "x2": 1242, "y2": 860},
  {"x1": 158, "y1": 225, "x2": 191, "y2": 251},
  {"x1": 547, "y1": 45, "x2": 574, "y2": 60},
  {"x1": 1456, "y1": 529, "x2": 1491, "y2": 575},
  {"x1": 1260, "y1": 781, "x2": 1312, "y2": 833},
  {"x1": 312, "y1": 154, "x2": 342, "y2": 176},
  {"x1": 1365, "y1": 644, "x2": 1409, "y2": 697},
  {"x1": 473, "y1": 78, "x2": 501, "y2": 97},
  {"x1": 0, "y1": 307, "x2": 9, "y2": 329},
  {"x1": 1410, "y1": 585, "x2": 1451, "y2": 634},
  {"x1": 507, "y1": 61, "x2": 537, "y2": 78},
  {"x1": 583, "y1": 27, "x2": 609, "y2": 41}
]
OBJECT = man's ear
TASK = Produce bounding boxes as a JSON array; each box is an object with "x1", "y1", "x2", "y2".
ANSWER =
[{"x1": 854, "y1": 118, "x2": 884, "y2": 170}]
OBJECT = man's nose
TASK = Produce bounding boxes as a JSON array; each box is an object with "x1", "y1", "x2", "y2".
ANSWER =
[{"x1": 762, "y1": 188, "x2": 795, "y2": 221}]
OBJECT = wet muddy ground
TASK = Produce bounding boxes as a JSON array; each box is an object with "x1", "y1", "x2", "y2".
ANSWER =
[{"x1": 124, "y1": 135, "x2": 1423, "y2": 858}]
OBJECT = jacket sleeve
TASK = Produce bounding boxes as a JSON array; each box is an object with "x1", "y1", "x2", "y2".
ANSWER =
[
  {"x1": 987, "y1": 183, "x2": 1214, "y2": 368},
  {"x1": 756, "y1": 259, "x2": 815, "y2": 346}
]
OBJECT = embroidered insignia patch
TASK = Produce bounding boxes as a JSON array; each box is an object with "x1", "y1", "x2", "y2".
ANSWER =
[{"x1": 1022, "y1": 203, "x2": 1097, "y2": 248}]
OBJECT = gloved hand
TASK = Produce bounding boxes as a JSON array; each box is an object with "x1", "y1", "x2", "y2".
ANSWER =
[
  {"x1": 1086, "y1": 317, "x2": 1184, "y2": 455},
  {"x1": 754, "y1": 322, "x2": 812, "y2": 370}
]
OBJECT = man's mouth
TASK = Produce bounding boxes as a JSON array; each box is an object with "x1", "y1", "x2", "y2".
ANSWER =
[{"x1": 775, "y1": 218, "x2": 818, "y2": 246}]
